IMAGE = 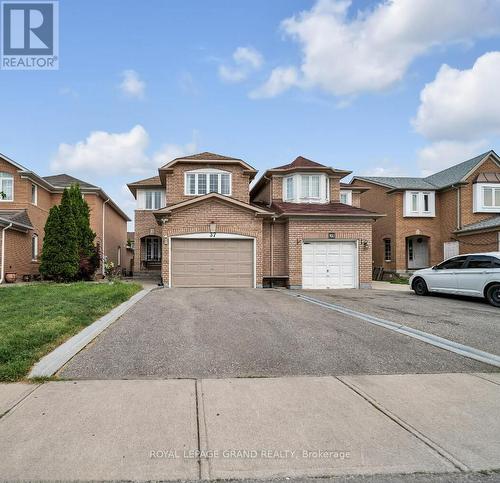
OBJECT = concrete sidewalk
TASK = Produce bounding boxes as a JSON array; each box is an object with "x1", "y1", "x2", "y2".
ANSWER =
[{"x1": 0, "y1": 373, "x2": 499, "y2": 481}]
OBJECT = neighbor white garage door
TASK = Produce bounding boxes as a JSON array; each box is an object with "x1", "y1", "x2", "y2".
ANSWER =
[{"x1": 302, "y1": 241, "x2": 357, "y2": 289}]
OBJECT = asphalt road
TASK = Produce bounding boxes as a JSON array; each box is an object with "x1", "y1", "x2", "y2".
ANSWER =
[
  {"x1": 59, "y1": 288, "x2": 496, "y2": 379},
  {"x1": 298, "y1": 289, "x2": 500, "y2": 354}
]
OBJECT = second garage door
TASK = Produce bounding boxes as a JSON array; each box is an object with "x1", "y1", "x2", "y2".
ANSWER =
[
  {"x1": 171, "y1": 238, "x2": 254, "y2": 287},
  {"x1": 302, "y1": 241, "x2": 357, "y2": 289}
]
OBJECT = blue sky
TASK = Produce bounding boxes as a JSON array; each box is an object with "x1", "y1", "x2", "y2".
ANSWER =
[{"x1": 1, "y1": 0, "x2": 500, "y2": 225}]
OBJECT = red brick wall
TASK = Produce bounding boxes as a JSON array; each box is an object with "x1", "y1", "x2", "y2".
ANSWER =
[
  {"x1": 458, "y1": 231, "x2": 499, "y2": 254},
  {"x1": 286, "y1": 219, "x2": 373, "y2": 287},
  {"x1": 160, "y1": 199, "x2": 264, "y2": 286}
]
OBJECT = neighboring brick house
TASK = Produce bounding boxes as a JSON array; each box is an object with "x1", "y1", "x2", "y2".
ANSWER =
[
  {"x1": 127, "y1": 152, "x2": 382, "y2": 288},
  {"x1": 351, "y1": 150, "x2": 500, "y2": 275},
  {"x1": 0, "y1": 153, "x2": 130, "y2": 282}
]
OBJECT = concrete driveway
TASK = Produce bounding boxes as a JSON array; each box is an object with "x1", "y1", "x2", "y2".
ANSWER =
[{"x1": 59, "y1": 288, "x2": 496, "y2": 379}]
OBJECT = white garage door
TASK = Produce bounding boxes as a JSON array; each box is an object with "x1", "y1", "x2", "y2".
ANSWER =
[{"x1": 302, "y1": 241, "x2": 357, "y2": 289}]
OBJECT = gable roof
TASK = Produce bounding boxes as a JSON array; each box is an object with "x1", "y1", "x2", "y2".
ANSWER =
[
  {"x1": 127, "y1": 175, "x2": 162, "y2": 197},
  {"x1": 43, "y1": 174, "x2": 99, "y2": 190},
  {"x1": 153, "y1": 192, "x2": 274, "y2": 219},
  {"x1": 352, "y1": 151, "x2": 500, "y2": 191},
  {"x1": 273, "y1": 156, "x2": 327, "y2": 170}
]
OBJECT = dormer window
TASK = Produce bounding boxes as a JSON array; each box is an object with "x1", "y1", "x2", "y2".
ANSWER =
[
  {"x1": 185, "y1": 169, "x2": 231, "y2": 196},
  {"x1": 283, "y1": 173, "x2": 329, "y2": 203},
  {"x1": 0, "y1": 172, "x2": 13, "y2": 201}
]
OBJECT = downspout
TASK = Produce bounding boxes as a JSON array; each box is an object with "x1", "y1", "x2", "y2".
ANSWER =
[
  {"x1": 270, "y1": 218, "x2": 274, "y2": 277},
  {"x1": 0, "y1": 223, "x2": 13, "y2": 284},
  {"x1": 102, "y1": 199, "x2": 110, "y2": 274}
]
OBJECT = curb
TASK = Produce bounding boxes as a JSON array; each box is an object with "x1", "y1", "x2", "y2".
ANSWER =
[
  {"x1": 282, "y1": 290, "x2": 500, "y2": 369},
  {"x1": 28, "y1": 286, "x2": 155, "y2": 378}
]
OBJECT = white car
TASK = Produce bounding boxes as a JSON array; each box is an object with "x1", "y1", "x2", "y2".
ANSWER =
[{"x1": 409, "y1": 252, "x2": 500, "y2": 307}]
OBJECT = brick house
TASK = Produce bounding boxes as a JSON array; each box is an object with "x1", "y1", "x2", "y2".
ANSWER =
[
  {"x1": 127, "y1": 152, "x2": 382, "y2": 288},
  {"x1": 351, "y1": 150, "x2": 500, "y2": 275},
  {"x1": 0, "y1": 152, "x2": 130, "y2": 282}
]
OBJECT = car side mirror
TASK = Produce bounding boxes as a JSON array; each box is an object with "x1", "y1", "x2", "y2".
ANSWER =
[{"x1": 432, "y1": 265, "x2": 439, "y2": 270}]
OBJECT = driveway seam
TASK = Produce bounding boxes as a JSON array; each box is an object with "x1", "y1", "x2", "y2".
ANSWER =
[
  {"x1": 0, "y1": 383, "x2": 41, "y2": 421},
  {"x1": 336, "y1": 376, "x2": 469, "y2": 472},
  {"x1": 281, "y1": 290, "x2": 500, "y2": 369},
  {"x1": 195, "y1": 379, "x2": 209, "y2": 480},
  {"x1": 470, "y1": 373, "x2": 500, "y2": 386}
]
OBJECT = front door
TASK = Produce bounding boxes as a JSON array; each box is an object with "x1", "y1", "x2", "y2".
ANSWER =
[{"x1": 407, "y1": 237, "x2": 429, "y2": 269}]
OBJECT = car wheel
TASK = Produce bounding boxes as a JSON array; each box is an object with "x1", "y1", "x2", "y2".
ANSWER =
[
  {"x1": 412, "y1": 277, "x2": 429, "y2": 296},
  {"x1": 486, "y1": 284, "x2": 500, "y2": 307}
]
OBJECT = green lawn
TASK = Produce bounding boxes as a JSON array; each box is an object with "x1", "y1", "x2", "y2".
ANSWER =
[{"x1": 0, "y1": 281, "x2": 142, "y2": 382}]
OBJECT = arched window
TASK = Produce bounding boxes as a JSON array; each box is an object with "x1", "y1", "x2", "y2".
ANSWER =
[{"x1": 0, "y1": 172, "x2": 14, "y2": 201}]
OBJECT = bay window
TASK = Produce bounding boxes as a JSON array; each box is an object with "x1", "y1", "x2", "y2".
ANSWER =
[
  {"x1": 185, "y1": 170, "x2": 231, "y2": 196},
  {"x1": 283, "y1": 173, "x2": 328, "y2": 203}
]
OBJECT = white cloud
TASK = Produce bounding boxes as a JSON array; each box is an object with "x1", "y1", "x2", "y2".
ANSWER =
[
  {"x1": 218, "y1": 46, "x2": 263, "y2": 83},
  {"x1": 413, "y1": 52, "x2": 500, "y2": 141},
  {"x1": 152, "y1": 140, "x2": 198, "y2": 167},
  {"x1": 416, "y1": 140, "x2": 488, "y2": 176},
  {"x1": 249, "y1": 66, "x2": 299, "y2": 98},
  {"x1": 359, "y1": 160, "x2": 408, "y2": 177},
  {"x1": 119, "y1": 70, "x2": 146, "y2": 99},
  {"x1": 255, "y1": 0, "x2": 500, "y2": 97},
  {"x1": 51, "y1": 125, "x2": 197, "y2": 175}
]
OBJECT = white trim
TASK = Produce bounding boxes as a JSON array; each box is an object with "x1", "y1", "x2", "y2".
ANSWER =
[
  {"x1": 137, "y1": 189, "x2": 166, "y2": 210},
  {"x1": 403, "y1": 190, "x2": 435, "y2": 217},
  {"x1": 184, "y1": 169, "x2": 232, "y2": 196},
  {"x1": 301, "y1": 239, "x2": 359, "y2": 289},
  {"x1": 31, "y1": 233, "x2": 39, "y2": 261},
  {"x1": 0, "y1": 172, "x2": 14, "y2": 202},
  {"x1": 168, "y1": 232, "x2": 256, "y2": 288},
  {"x1": 340, "y1": 190, "x2": 352, "y2": 205},
  {"x1": 31, "y1": 183, "x2": 38, "y2": 205},
  {"x1": 473, "y1": 183, "x2": 500, "y2": 213}
]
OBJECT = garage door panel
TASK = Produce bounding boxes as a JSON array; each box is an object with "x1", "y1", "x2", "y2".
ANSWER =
[
  {"x1": 302, "y1": 241, "x2": 357, "y2": 289},
  {"x1": 171, "y1": 238, "x2": 254, "y2": 288}
]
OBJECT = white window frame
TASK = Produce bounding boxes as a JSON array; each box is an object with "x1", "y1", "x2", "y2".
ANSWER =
[
  {"x1": 0, "y1": 172, "x2": 14, "y2": 202},
  {"x1": 32, "y1": 234, "x2": 38, "y2": 261},
  {"x1": 31, "y1": 183, "x2": 38, "y2": 205},
  {"x1": 283, "y1": 173, "x2": 328, "y2": 203},
  {"x1": 184, "y1": 169, "x2": 232, "y2": 196},
  {"x1": 403, "y1": 191, "x2": 435, "y2": 217},
  {"x1": 340, "y1": 190, "x2": 352, "y2": 205},
  {"x1": 137, "y1": 189, "x2": 166, "y2": 210},
  {"x1": 473, "y1": 183, "x2": 500, "y2": 212},
  {"x1": 117, "y1": 246, "x2": 121, "y2": 266}
]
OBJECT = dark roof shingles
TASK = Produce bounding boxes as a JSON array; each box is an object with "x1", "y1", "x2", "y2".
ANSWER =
[
  {"x1": 43, "y1": 174, "x2": 98, "y2": 189},
  {"x1": 273, "y1": 156, "x2": 327, "y2": 170},
  {"x1": 270, "y1": 201, "x2": 380, "y2": 216},
  {"x1": 0, "y1": 209, "x2": 33, "y2": 228}
]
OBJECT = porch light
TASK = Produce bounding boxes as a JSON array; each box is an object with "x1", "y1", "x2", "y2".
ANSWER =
[
  {"x1": 209, "y1": 221, "x2": 217, "y2": 235},
  {"x1": 360, "y1": 239, "x2": 369, "y2": 249}
]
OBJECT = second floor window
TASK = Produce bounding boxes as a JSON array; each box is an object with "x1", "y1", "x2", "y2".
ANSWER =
[
  {"x1": 31, "y1": 184, "x2": 37, "y2": 205},
  {"x1": 185, "y1": 171, "x2": 231, "y2": 196},
  {"x1": 0, "y1": 172, "x2": 13, "y2": 201},
  {"x1": 301, "y1": 175, "x2": 320, "y2": 199},
  {"x1": 340, "y1": 190, "x2": 352, "y2": 205},
  {"x1": 404, "y1": 190, "x2": 435, "y2": 217},
  {"x1": 145, "y1": 191, "x2": 163, "y2": 210},
  {"x1": 473, "y1": 183, "x2": 500, "y2": 212}
]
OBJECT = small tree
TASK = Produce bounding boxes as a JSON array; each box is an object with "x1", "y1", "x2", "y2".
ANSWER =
[
  {"x1": 39, "y1": 189, "x2": 79, "y2": 281},
  {"x1": 67, "y1": 184, "x2": 98, "y2": 279}
]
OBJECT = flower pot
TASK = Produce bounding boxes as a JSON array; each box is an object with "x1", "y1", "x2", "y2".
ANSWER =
[{"x1": 5, "y1": 272, "x2": 17, "y2": 283}]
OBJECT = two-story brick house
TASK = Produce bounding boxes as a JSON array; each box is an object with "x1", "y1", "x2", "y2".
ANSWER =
[
  {"x1": 0, "y1": 152, "x2": 131, "y2": 282},
  {"x1": 127, "y1": 152, "x2": 382, "y2": 288},
  {"x1": 351, "y1": 150, "x2": 500, "y2": 275}
]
